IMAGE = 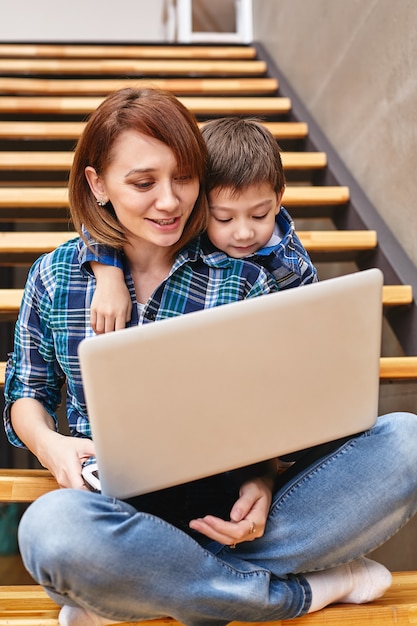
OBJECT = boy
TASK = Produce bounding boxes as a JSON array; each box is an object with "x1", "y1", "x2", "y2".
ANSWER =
[{"x1": 87, "y1": 117, "x2": 318, "y2": 333}]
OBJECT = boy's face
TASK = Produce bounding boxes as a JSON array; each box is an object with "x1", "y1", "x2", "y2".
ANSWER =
[{"x1": 207, "y1": 183, "x2": 283, "y2": 258}]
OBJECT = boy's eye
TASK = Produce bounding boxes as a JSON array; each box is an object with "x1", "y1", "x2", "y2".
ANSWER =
[
  {"x1": 253, "y1": 214, "x2": 268, "y2": 220},
  {"x1": 213, "y1": 216, "x2": 232, "y2": 223}
]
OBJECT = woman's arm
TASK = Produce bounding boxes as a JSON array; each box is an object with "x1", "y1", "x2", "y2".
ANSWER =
[{"x1": 11, "y1": 398, "x2": 95, "y2": 489}]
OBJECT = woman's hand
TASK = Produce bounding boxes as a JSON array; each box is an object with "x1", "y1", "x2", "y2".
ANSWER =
[
  {"x1": 39, "y1": 430, "x2": 96, "y2": 490},
  {"x1": 189, "y1": 473, "x2": 275, "y2": 547},
  {"x1": 11, "y1": 398, "x2": 96, "y2": 490}
]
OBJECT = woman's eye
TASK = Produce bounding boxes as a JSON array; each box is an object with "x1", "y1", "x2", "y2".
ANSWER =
[
  {"x1": 133, "y1": 181, "x2": 153, "y2": 190},
  {"x1": 175, "y1": 175, "x2": 193, "y2": 183}
]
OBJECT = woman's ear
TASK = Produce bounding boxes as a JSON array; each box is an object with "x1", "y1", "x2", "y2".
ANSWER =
[{"x1": 85, "y1": 166, "x2": 108, "y2": 205}]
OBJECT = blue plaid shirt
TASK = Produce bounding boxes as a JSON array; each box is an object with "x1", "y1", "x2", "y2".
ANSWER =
[
  {"x1": 81, "y1": 207, "x2": 318, "y2": 291},
  {"x1": 252, "y1": 207, "x2": 318, "y2": 288},
  {"x1": 4, "y1": 235, "x2": 278, "y2": 447}
]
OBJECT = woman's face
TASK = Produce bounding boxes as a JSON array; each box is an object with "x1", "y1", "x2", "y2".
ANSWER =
[{"x1": 87, "y1": 129, "x2": 200, "y2": 253}]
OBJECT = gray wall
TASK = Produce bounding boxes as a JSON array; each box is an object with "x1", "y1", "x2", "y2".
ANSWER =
[
  {"x1": 253, "y1": 0, "x2": 417, "y2": 572},
  {"x1": 253, "y1": 0, "x2": 417, "y2": 269}
]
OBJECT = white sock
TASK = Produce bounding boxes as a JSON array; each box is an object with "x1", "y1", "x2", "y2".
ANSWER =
[
  {"x1": 305, "y1": 557, "x2": 392, "y2": 613},
  {"x1": 59, "y1": 605, "x2": 121, "y2": 626}
]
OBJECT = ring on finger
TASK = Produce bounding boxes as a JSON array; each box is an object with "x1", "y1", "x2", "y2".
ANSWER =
[{"x1": 248, "y1": 519, "x2": 257, "y2": 534}]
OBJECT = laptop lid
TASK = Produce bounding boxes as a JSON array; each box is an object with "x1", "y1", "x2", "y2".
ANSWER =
[{"x1": 78, "y1": 268, "x2": 383, "y2": 499}]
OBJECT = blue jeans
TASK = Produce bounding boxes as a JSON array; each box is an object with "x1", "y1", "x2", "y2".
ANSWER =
[{"x1": 18, "y1": 413, "x2": 417, "y2": 626}]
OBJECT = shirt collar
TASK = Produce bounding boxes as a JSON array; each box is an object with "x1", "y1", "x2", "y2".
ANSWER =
[
  {"x1": 199, "y1": 234, "x2": 236, "y2": 268},
  {"x1": 171, "y1": 236, "x2": 201, "y2": 271},
  {"x1": 254, "y1": 206, "x2": 293, "y2": 257},
  {"x1": 77, "y1": 235, "x2": 205, "y2": 278}
]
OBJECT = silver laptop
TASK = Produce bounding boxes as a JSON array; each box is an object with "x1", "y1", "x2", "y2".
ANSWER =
[{"x1": 78, "y1": 268, "x2": 383, "y2": 499}]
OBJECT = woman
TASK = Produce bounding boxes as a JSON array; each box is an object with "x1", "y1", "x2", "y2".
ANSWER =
[{"x1": 4, "y1": 88, "x2": 417, "y2": 626}]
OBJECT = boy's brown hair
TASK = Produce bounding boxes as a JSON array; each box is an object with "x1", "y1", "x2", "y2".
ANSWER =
[
  {"x1": 69, "y1": 87, "x2": 208, "y2": 253},
  {"x1": 201, "y1": 117, "x2": 286, "y2": 196}
]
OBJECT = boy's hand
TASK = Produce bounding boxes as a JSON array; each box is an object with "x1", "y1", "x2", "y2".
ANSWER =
[{"x1": 90, "y1": 263, "x2": 132, "y2": 333}]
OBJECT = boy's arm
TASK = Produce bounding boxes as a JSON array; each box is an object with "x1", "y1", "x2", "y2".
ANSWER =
[
  {"x1": 90, "y1": 262, "x2": 132, "y2": 334},
  {"x1": 77, "y1": 232, "x2": 132, "y2": 333}
]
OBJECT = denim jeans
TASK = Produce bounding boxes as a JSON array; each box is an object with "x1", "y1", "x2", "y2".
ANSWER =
[{"x1": 18, "y1": 412, "x2": 417, "y2": 626}]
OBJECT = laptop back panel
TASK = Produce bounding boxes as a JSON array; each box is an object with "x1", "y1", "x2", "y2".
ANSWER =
[{"x1": 78, "y1": 269, "x2": 383, "y2": 498}]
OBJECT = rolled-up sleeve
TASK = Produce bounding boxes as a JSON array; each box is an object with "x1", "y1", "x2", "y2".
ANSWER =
[{"x1": 3, "y1": 259, "x2": 65, "y2": 447}]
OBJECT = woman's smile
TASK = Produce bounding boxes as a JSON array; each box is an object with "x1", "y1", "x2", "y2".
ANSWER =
[{"x1": 147, "y1": 216, "x2": 181, "y2": 228}]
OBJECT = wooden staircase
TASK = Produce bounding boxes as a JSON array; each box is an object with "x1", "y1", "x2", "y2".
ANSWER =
[
  {"x1": 0, "y1": 41, "x2": 415, "y2": 382},
  {"x1": 0, "y1": 40, "x2": 416, "y2": 626}
]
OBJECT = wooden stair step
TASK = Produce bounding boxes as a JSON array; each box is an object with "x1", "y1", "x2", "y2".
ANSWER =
[
  {"x1": 0, "y1": 77, "x2": 278, "y2": 96},
  {"x1": 0, "y1": 230, "x2": 377, "y2": 261},
  {"x1": 0, "y1": 186, "x2": 347, "y2": 210},
  {"x1": 0, "y1": 151, "x2": 74, "y2": 170},
  {"x1": 0, "y1": 353, "x2": 416, "y2": 393},
  {"x1": 0, "y1": 44, "x2": 258, "y2": 60},
  {"x1": 382, "y1": 285, "x2": 413, "y2": 306},
  {"x1": 0, "y1": 285, "x2": 410, "y2": 321},
  {"x1": 0, "y1": 58, "x2": 267, "y2": 76},
  {"x1": 0, "y1": 121, "x2": 309, "y2": 141},
  {"x1": 0, "y1": 187, "x2": 69, "y2": 207},
  {"x1": 0, "y1": 151, "x2": 326, "y2": 172},
  {"x1": 1, "y1": 573, "x2": 417, "y2": 626},
  {"x1": 380, "y1": 356, "x2": 417, "y2": 380},
  {"x1": 282, "y1": 153, "x2": 327, "y2": 170},
  {"x1": 0, "y1": 96, "x2": 290, "y2": 116},
  {"x1": 0, "y1": 361, "x2": 7, "y2": 388},
  {"x1": 0, "y1": 121, "x2": 87, "y2": 140},
  {"x1": 298, "y1": 230, "x2": 376, "y2": 252},
  {"x1": 284, "y1": 186, "x2": 349, "y2": 206},
  {"x1": 4, "y1": 574, "x2": 417, "y2": 626},
  {"x1": 0, "y1": 230, "x2": 75, "y2": 256},
  {"x1": 0, "y1": 288, "x2": 22, "y2": 314},
  {"x1": 1, "y1": 357, "x2": 417, "y2": 390},
  {"x1": 0, "y1": 469, "x2": 58, "y2": 501}
]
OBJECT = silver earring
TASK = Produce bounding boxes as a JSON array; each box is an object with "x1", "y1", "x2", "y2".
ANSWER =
[{"x1": 96, "y1": 198, "x2": 107, "y2": 207}]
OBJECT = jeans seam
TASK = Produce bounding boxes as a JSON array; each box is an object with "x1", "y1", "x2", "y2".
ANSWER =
[
  {"x1": 124, "y1": 507, "x2": 272, "y2": 578},
  {"x1": 270, "y1": 436, "x2": 362, "y2": 518}
]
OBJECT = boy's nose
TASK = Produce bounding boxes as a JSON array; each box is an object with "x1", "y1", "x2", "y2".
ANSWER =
[{"x1": 235, "y1": 224, "x2": 254, "y2": 240}]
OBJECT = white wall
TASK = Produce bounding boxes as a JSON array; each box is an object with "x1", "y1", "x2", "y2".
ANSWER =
[
  {"x1": 0, "y1": 0, "x2": 242, "y2": 42},
  {"x1": 0, "y1": 0, "x2": 167, "y2": 41}
]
